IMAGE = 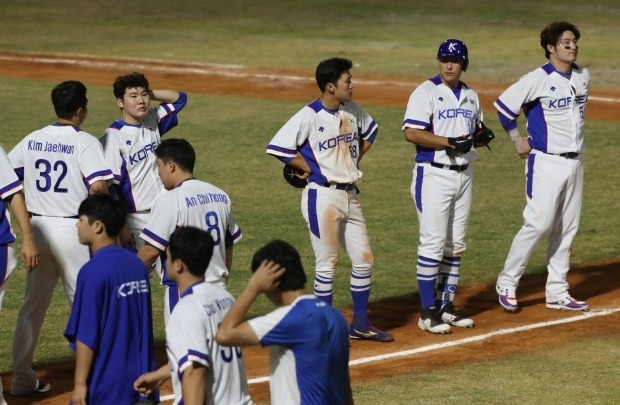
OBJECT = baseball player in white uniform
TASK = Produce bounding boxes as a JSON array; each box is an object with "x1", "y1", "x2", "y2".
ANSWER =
[
  {"x1": 402, "y1": 39, "x2": 485, "y2": 334},
  {"x1": 137, "y1": 138, "x2": 242, "y2": 322},
  {"x1": 266, "y1": 57, "x2": 393, "y2": 342},
  {"x1": 495, "y1": 21, "x2": 590, "y2": 312},
  {"x1": 8, "y1": 80, "x2": 113, "y2": 396},
  {"x1": 134, "y1": 226, "x2": 253, "y2": 405},
  {"x1": 100, "y1": 72, "x2": 187, "y2": 278},
  {"x1": 0, "y1": 145, "x2": 38, "y2": 405}
]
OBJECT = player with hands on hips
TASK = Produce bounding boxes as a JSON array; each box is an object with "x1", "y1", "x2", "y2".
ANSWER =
[
  {"x1": 0, "y1": 145, "x2": 39, "y2": 405},
  {"x1": 8, "y1": 80, "x2": 113, "y2": 397},
  {"x1": 266, "y1": 57, "x2": 393, "y2": 342},
  {"x1": 134, "y1": 226, "x2": 253, "y2": 405},
  {"x1": 100, "y1": 72, "x2": 187, "y2": 274},
  {"x1": 494, "y1": 21, "x2": 590, "y2": 312},
  {"x1": 402, "y1": 39, "x2": 489, "y2": 334},
  {"x1": 216, "y1": 240, "x2": 354, "y2": 405},
  {"x1": 137, "y1": 138, "x2": 242, "y2": 323},
  {"x1": 65, "y1": 194, "x2": 158, "y2": 405}
]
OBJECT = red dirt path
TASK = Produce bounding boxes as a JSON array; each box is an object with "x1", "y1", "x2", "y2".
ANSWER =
[{"x1": 1, "y1": 52, "x2": 619, "y2": 404}]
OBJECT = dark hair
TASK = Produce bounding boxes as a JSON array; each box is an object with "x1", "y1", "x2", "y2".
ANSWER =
[
  {"x1": 51, "y1": 81, "x2": 88, "y2": 120},
  {"x1": 251, "y1": 240, "x2": 306, "y2": 291},
  {"x1": 315, "y1": 57, "x2": 353, "y2": 93},
  {"x1": 540, "y1": 21, "x2": 580, "y2": 59},
  {"x1": 113, "y1": 72, "x2": 150, "y2": 99},
  {"x1": 168, "y1": 226, "x2": 214, "y2": 277},
  {"x1": 155, "y1": 138, "x2": 195, "y2": 172},
  {"x1": 77, "y1": 193, "x2": 127, "y2": 238}
]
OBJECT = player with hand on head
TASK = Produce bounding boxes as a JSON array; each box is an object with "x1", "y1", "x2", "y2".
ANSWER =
[
  {"x1": 8, "y1": 80, "x2": 113, "y2": 396},
  {"x1": 266, "y1": 57, "x2": 393, "y2": 342},
  {"x1": 0, "y1": 145, "x2": 39, "y2": 405},
  {"x1": 100, "y1": 72, "x2": 187, "y2": 272},
  {"x1": 137, "y1": 138, "x2": 242, "y2": 322},
  {"x1": 402, "y1": 39, "x2": 488, "y2": 334},
  {"x1": 216, "y1": 239, "x2": 353, "y2": 405},
  {"x1": 494, "y1": 21, "x2": 590, "y2": 312},
  {"x1": 65, "y1": 193, "x2": 158, "y2": 405},
  {"x1": 134, "y1": 226, "x2": 253, "y2": 405}
]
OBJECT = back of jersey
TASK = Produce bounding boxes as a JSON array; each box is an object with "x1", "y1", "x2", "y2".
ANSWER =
[{"x1": 9, "y1": 125, "x2": 113, "y2": 217}]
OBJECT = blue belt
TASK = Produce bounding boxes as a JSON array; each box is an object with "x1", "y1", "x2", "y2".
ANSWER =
[
  {"x1": 320, "y1": 182, "x2": 357, "y2": 191},
  {"x1": 429, "y1": 162, "x2": 469, "y2": 172},
  {"x1": 30, "y1": 213, "x2": 79, "y2": 219}
]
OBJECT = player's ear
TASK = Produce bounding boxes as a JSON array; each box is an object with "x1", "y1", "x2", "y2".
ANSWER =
[{"x1": 116, "y1": 98, "x2": 124, "y2": 109}]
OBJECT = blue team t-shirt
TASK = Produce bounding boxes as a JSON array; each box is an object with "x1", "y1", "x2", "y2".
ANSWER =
[
  {"x1": 64, "y1": 244, "x2": 158, "y2": 405},
  {"x1": 248, "y1": 295, "x2": 350, "y2": 405}
]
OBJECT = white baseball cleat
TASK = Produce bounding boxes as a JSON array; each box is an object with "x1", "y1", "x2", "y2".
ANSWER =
[
  {"x1": 546, "y1": 295, "x2": 589, "y2": 311},
  {"x1": 497, "y1": 285, "x2": 519, "y2": 312}
]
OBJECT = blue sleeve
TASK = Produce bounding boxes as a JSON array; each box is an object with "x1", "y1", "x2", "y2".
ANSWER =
[
  {"x1": 158, "y1": 92, "x2": 188, "y2": 135},
  {"x1": 497, "y1": 110, "x2": 518, "y2": 131}
]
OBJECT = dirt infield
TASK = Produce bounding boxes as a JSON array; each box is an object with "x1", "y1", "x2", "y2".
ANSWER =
[{"x1": 1, "y1": 52, "x2": 620, "y2": 404}]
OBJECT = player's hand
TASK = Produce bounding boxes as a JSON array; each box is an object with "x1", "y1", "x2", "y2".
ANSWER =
[
  {"x1": 71, "y1": 382, "x2": 88, "y2": 405},
  {"x1": 514, "y1": 137, "x2": 531, "y2": 159},
  {"x1": 134, "y1": 371, "x2": 166, "y2": 396},
  {"x1": 248, "y1": 260, "x2": 286, "y2": 294},
  {"x1": 20, "y1": 234, "x2": 39, "y2": 272}
]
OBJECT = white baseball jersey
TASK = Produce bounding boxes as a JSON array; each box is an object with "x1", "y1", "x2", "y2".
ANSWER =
[
  {"x1": 494, "y1": 62, "x2": 589, "y2": 153},
  {"x1": 166, "y1": 281, "x2": 253, "y2": 405},
  {"x1": 0, "y1": 145, "x2": 23, "y2": 246},
  {"x1": 8, "y1": 124, "x2": 112, "y2": 395},
  {"x1": 0, "y1": 145, "x2": 21, "y2": 311},
  {"x1": 266, "y1": 98, "x2": 378, "y2": 184},
  {"x1": 495, "y1": 62, "x2": 590, "y2": 302},
  {"x1": 140, "y1": 178, "x2": 242, "y2": 286},
  {"x1": 402, "y1": 75, "x2": 481, "y2": 165},
  {"x1": 8, "y1": 124, "x2": 113, "y2": 217},
  {"x1": 100, "y1": 92, "x2": 187, "y2": 213}
]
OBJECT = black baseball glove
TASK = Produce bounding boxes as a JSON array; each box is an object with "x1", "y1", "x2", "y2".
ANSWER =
[
  {"x1": 282, "y1": 165, "x2": 308, "y2": 189},
  {"x1": 473, "y1": 121, "x2": 495, "y2": 149},
  {"x1": 447, "y1": 135, "x2": 473, "y2": 154}
]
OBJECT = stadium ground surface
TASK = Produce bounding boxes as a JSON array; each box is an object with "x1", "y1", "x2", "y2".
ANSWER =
[{"x1": 1, "y1": 52, "x2": 619, "y2": 404}]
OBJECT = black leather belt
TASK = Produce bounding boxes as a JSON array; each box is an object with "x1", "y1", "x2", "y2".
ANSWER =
[
  {"x1": 30, "y1": 213, "x2": 79, "y2": 219},
  {"x1": 320, "y1": 182, "x2": 357, "y2": 191},
  {"x1": 429, "y1": 162, "x2": 469, "y2": 172},
  {"x1": 555, "y1": 152, "x2": 580, "y2": 159}
]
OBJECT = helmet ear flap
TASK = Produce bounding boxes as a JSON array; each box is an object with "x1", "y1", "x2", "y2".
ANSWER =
[{"x1": 437, "y1": 39, "x2": 469, "y2": 71}]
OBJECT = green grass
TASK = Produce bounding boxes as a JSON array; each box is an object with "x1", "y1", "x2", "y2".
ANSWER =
[
  {"x1": 353, "y1": 334, "x2": 620, "y2": 404},
  {"x1": 1, "y1": 0, "x2": 620, "y2": 403},
  {"x1": 1, "y1": 0, "x2": 620, "y2": 88}
]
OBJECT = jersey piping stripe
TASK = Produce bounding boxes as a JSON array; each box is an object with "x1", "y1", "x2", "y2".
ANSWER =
[
  {"x1": 0, "y1": 180, "x2": 22, "y2": 199},
  {"x1": 308, "y1": 188, "x2": 320, "y2": 238}
]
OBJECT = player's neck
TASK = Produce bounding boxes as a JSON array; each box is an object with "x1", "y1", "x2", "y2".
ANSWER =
[
  {"x1": 319, "y1": 94, "x2": 341, "y2": 111},
  {"x1": 280, "y1": 288, "x2": 309, "y2": 305},
  {"x1": 56, "y1": 117, "x2": 80, "y2": 127},
  {"x1": 177, "y1": 275, "x2": 205, "y2": 293},
  {"x1": 89, "y1": 238, "x2": 116, "y2": 254},
  {"x1": 549, "y1": 57, "x2": 573, "y2": 74}
]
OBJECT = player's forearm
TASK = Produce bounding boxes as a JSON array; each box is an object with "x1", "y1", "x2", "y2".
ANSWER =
[
  {"x1": 181, "y1": 365, "x2": 207, "y2": 405},
  {"x1": 226, "y1": 246, "x2": 233, "y2": 271},
  {"x1": 7, "y1": 192, "x2": 38, "y2": 271},
  {"x1": 285, "y1": 156, "x2": 311, "y2": 174},
  {"x1": 358, "y1": 140, "x2": 372, "y2": 162},
  {"x1": 89, "y1": 180, "x2": 109, "y2": 195},
  {"x1": 149, "y1": 89, "x2": 180, "y2": 104},
  {"x1": 403, "y1": 128, "x2": 451, "y2": 148},
  {"x1": 74, "y1": 341, "x2": 95, "y2": 386},
  {"x1": 137, "y1": 244, "x2": 161, "y2": 269},
  {"x1": 215, "y1": 285, "x2": 259, "y2": 345}
]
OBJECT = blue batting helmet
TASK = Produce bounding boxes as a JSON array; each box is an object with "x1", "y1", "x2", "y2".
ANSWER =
[{"x1": 437, "y1": 39, "x2": 469, "y2": 71}]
